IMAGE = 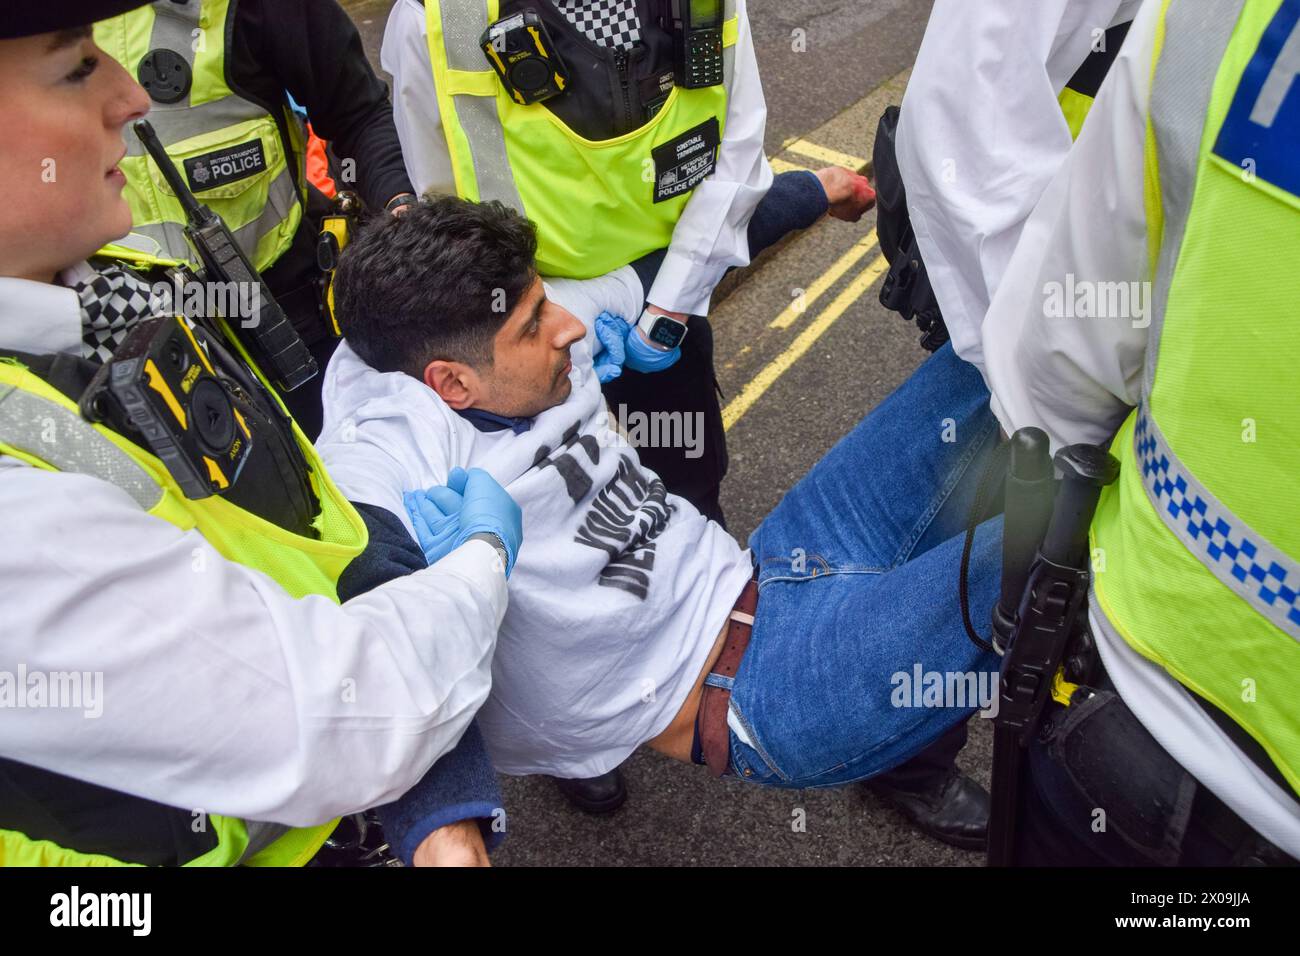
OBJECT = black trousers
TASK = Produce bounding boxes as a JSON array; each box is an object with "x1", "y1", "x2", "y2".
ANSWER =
[
  {"x1": 600, "y1": 316, "x2": 729, "y2": 524},
  {"x1": 1010, "y1": 672, "x2": 1296, "y2": 866},
  {"x1": 605, "y1": 170, "x2": 832, "y2": 525}
]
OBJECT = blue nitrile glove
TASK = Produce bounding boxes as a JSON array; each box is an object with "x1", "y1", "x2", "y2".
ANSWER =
[
  {"x1": 447, "y1": 466, "x2": 523, "y2": 576},
  {"x1": 593, "y1": 311, "x2": 630, "y2": 383},
  {"x1": 624, "y1": 323, "x2": 682, "y2": 373},
  {"x1": 403, "y1": 484, "x2": 466, "y2": 567}
]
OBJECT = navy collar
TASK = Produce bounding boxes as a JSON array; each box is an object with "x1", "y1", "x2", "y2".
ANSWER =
[{"x1": 456, "y1": 406, "x2": 534, "y2": 435}]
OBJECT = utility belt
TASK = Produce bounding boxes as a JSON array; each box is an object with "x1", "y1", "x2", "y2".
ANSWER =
[
  {"x1": 273, "y1": 279, "x2": 334, "y2": 349},
  {"x1": 270, "y1": 188, "x2": 361, "y2": 348},
  {"x1": 1034, "y1": 611, "x2": 1299, "y2": 819}
]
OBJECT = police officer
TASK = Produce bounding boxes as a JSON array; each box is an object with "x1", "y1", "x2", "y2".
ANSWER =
[
  {"x1": 982, "y1": 0, "x2": 1300, "y2": 863},
  {"x1": 384, "y1": 0, "x2": 873, "y2": 518},
  {"x1": 95, "y1": 0, "x2": 421, "y2": 438},
  {"x1": 383, "y1": 0, "x2": 872, "y2": 815},
  {"x1": 880, "y1": 0, "x2": 1143, "y2": 366},
  {"x1": 0, "y1": 1, "x2": 521, "y2": 866}
]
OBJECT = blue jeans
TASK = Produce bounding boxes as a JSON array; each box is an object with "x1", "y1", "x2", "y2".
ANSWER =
[{"x1": 727, "y1": 344, "x2": 1003, "y2": 789}]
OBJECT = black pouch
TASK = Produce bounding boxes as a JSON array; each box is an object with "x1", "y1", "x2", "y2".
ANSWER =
[
  {"x1": 872, "y1": 106, "x2": 949, "y2": 353},
  {"x1": 873, "y1": 105, "x2": 910, "y2": 264}
]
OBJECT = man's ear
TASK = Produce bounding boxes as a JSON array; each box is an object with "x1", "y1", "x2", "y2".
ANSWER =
[{"x1": 423, "y1": 360, "x2": 479, "y2": 409}]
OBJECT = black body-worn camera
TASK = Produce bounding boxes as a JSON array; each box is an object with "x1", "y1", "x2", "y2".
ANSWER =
[
  {"x1": 480, "y1": 10, "x2": 570, "y2": 105},
  {"x1": 80, "y1": 315, "x2": 252, "y2": 500}
]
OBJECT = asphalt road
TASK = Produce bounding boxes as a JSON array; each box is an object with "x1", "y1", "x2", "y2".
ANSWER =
[{"x1": 339, "y1": 0, "x2": 995, "y2": 867}]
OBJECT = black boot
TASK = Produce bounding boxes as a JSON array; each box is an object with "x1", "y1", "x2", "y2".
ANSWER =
[
  {"x1": 551, "y1": 767, "x2": 627, "y2": 815},
  {"x1": 864, "y1": 721, "x2": 988, "y2": 850},
  {"x1": 866, "y1": 768, "x2": 989, "y2": 850}
]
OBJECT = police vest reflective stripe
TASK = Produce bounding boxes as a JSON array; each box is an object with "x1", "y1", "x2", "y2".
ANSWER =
[
  {"x1": 0, "y1": 359, "x2": 368, "y2": 866},
  {"x1": 94, "y1": 0, "x2": 306, "y2": 273},
  {"x1": 1091, "y1": 0, "x2": 1300, "y2": 795},
  {"x1": 425, "y1": 0, "x2": 736, "y2": 278}
]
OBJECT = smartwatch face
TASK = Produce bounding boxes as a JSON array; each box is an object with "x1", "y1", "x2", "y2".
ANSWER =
[{"x1": 647, "y1": 316, "x2": 687, "y2": 350}]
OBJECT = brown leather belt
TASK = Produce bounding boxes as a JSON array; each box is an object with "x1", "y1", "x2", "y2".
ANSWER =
[{"x1": 697, "y1": 575, "x2": 760, "y2": 777}]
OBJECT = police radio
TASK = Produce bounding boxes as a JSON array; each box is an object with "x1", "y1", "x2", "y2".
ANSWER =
[
  {"x1": 480, "y1": 10, "x2": 570, "y2": 105},
  {"x1": 673, "y1": 0, "x2": 724, "y2": 88},
  {"x1": 133, "y1": 120, "x2": 318, "y2": 393}
]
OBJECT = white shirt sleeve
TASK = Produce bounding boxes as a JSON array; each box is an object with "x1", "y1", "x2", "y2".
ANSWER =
[
  {"x1": 382, "y1": 0, "x2": 456, "y2": 196},
  {"x1": 0, "y1": 457, "x2": 506, "y2": 828},
  {"x1": 316, "y1": 342, "x2": 465, "y2": 539},
  {"x1": 980, "y1": 0, "x2": 1160, "y2": 452},
  {"x1": 647, "y1": 0, "x2": 773, "y2": 317},
  {"x1": 545, "y1": 265, "x2": 648, "y2": 337},
  {"x1": 898, "y1": 0, "x2": 1145, "y2": 374}
]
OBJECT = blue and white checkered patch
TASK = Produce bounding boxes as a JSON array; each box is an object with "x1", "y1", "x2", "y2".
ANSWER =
[{"x1": 1136, "y1": 409, "x2": 1300, "y2": 638}]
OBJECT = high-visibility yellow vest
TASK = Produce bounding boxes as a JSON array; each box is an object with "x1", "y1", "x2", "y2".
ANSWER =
[
  {"x1": 0, "y1": 343, "x2": 368, "y2": 866},
  {"x1": 1091, "y1": 0, "x2": 1300, "y2": 795},
  {"x1": 424, "y1": 0, "x2": 736, "y2": 278},
  {"x1": 1059, "y1": 20, "x2": 1134, "y2": 140},
  {"x1": 94, "y1": 0, "x2": 307, "y2": 272}
]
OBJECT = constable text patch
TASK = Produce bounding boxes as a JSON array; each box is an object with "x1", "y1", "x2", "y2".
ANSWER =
[
  {"x1": 641, "y1": 69, "x2": 675, "y2": 119},
  {"x1": 651, "y1": 118, "x2": 719, "y2": 203},
  {"x1": 183, "y1": 139, "x2": 268, "y2": 193}
]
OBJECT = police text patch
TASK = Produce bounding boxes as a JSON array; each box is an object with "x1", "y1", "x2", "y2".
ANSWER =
[
  {"x1": 1213, "y1": 0, "x2": 1300, "y2": 199},
  {"x1": 183, "y1": 139, "x2": 268, "y2": 193},
  {"x1": 651, "y1": 118, "x2": 719, "y2": 203}
]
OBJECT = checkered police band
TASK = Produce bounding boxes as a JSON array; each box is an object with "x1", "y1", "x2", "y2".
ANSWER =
[
  {"x1": 553, "y1": 0, "x2": 642, "y2": 50},
  {"x1": 1136, "y1": 408, "x2": 1300, "y2": 639},
  {"x1": 75, "y1": 267, "x2": 173, "y2": 365}
]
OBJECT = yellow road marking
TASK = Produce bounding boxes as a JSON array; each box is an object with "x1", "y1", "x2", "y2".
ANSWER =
[
  {"x1": 723, "y1": 252, "x2": 890, "y2": 432},
  {"x1": 784, "y1": 138, "x2": 867, "y2": 170},
  {"x1": 768, "y1": 155, "x2": 812, "y2": 175},
  {"x1": 770, "y1": 230, "x2": 878, "y2": 330}
]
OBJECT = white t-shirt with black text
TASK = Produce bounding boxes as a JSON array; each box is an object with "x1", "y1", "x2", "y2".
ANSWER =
[{"x1": 317, "y1": 267, "x2": 753, "y2": 777}]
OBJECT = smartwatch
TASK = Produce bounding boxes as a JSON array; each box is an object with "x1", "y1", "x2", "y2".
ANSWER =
[{"x1": 636, "y1": 308, "x2": 689, "y2": 351}]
